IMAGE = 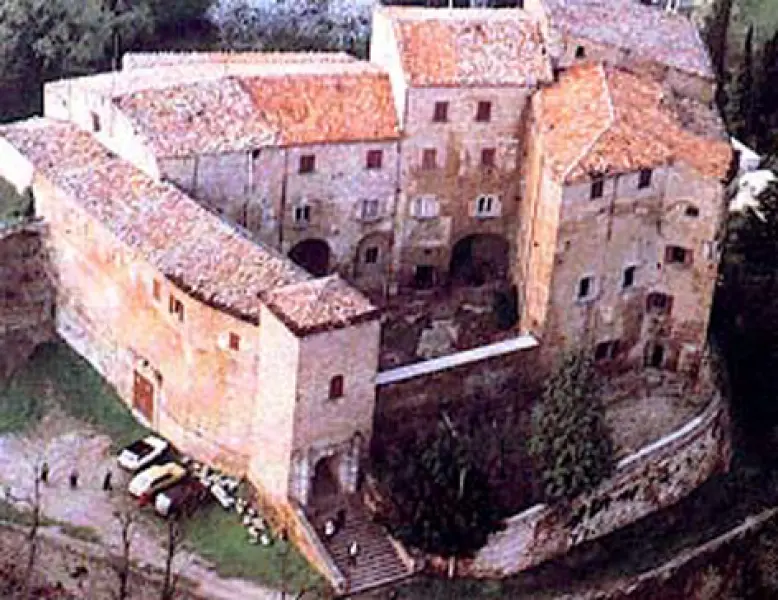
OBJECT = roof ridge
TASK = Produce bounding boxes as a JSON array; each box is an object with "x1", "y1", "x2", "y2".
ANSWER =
[{"x1": 561, "y1": 63, "x2": 615, "y2": 181}]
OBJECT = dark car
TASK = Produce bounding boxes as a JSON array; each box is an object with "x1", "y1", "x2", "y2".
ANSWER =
[{"x1": 154, "y1": 478, "x2": 210, "y2": 518}]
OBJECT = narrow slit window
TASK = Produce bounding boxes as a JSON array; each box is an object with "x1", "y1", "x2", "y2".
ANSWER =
[{"x1": 329, "y1": 375, "x2": 344, "y2": 400}]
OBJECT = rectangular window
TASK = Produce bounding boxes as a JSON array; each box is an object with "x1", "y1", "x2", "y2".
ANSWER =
[
  {"x1": 622, "y1": 265, "x2": 636, "y2": 289},
  {"x1": 299, "y1": 154, "x2": 316, "y2": 174},
  {"x1": 422, "y1": 148, "x2": 438, "y2": 170},
  {"x1": 475, "y1": 194, "x2": 500, "y2": 218},
  {"x1": 665, "y1": 245, "x2": 693, "y2": 265},
  {"x1": 590, "y1": 178, "x2": 604, "y2": 200},
  {"x1": 365, "y1": 246, "x2": 379, "y2": 264},
  {"x1": 360, "y1": 199, "x2": 380, "y2": 221},
  {"x1": 169, "y1": 295, "x2": 184, "y2": 323},
  {"x1": 578, "y1": 275, "x2": 595, "y2": 300},
  {"x1": 475, "y1": 101, "x2": 492, "y2": 122},
  {"x1": 91, "y1": 112, "x2": 101, "y2": 133},
  {"x1": 638, "y1": 168, "x2": 652, "y2": 189},
  {"x1": 646, "y1": 292, "x2": 673, "y2": 315},
  {"x1": 229, "y1": 332, "x2": 240, "y2": 351},
  {"x1": 595, "y1": 340, "x2": 620, "y2": 362},
  {"x1": 294, "y1": 205, "x2": 311, "y2": 224},
  {"x1": 329, "y1": 375, "x2": 344, "y2": 400},
  {"x1": 433, "y1": 101, "x2": 449, "y2": 123},
  {"x1": 481, "y1": 148, "x2": 496, "y2": 168},
  {"x1": 411, "y1": 195, "x2": 439, "y2": 219},
  {"x1": 366, "y1": 149, "x2": 383, "y2": 170},
  {"x1": 152, "y1": 279, "x2": 161, "y2": 301}
]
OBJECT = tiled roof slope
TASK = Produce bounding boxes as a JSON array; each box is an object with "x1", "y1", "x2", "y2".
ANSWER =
[
  {"x1": 379, "y1": 6, "x2": 553, "y2": 87},
  {"x1": 543, "y1": 0, "x2": 713, "y2": 78},
  {"x1": 261, "y1": 275, "x2": 380, "y2": 336},
  {"x1": 122, "y1": 51, "x2": 357, "y2": 70},
  {"x1": 539, "y1": 64, "x2": 732, "y2": 183},
  {"x1": 0, "y1": 118, "x2": 308, "y2": 324}
]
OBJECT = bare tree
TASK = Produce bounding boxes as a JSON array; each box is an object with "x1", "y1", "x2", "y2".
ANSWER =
[
  {"x1": 161, "y1": 515, "x2": 189, "y2": 600},
  {"x1": 111, "y1": 506, "x2": 136, "y2": 600}
]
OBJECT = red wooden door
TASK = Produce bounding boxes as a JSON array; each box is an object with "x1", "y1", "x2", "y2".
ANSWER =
[{"x1": 133, "y1": 371, "x2": 154, "y2": 422}]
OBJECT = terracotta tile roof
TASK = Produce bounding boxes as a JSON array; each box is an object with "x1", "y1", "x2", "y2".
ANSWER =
[
  {"x1": 122, "y1": 51, "x2": 357, "y2": 70},
  {"x1": 539, "y1": 64, "x2": 732, "y2": 182},
  {"x1": 543, "y1": 0, "x2": 713, "y2": 78},
  {"x1": 239, "y1": 63, "x2": 400, "y2": 145},
  {"x1": 113, "y1": 77, "x2": 277, "y2": 157},
  {"x1": 0, "y1": 118, "x2": 308, "y2": 323},
  {"x1": 261, "y1": 275, "x2": 379, "y2": 337},
  {"x1": 379, "y1": 6, "x2": 553, "y2": 87}
]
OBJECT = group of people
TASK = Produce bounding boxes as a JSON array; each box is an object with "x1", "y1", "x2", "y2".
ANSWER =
[
  {"x1": 39, "y1": 461, "x2": 113, "y2": 491},
  {"x1": 322, "y1": 509, "x2": 360, "y2": 567}
]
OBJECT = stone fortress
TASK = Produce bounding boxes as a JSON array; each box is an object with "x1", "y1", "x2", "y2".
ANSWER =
[{"x1": 0, "y1": 0, "x2": 733, "y2": 592}]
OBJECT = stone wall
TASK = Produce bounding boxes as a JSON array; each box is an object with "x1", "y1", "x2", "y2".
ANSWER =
[
  {"x1": 0, "y1": 220, "x2": 54, "y2": 380},
  {"x1": 461, "y1": 389, "x2": 729, "y2": 577}
]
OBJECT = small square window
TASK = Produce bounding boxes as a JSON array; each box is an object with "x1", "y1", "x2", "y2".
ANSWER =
[
  {"x1": 366, "y1": 150, "x2": 383, "y2": 170},
  {"x1": 299, "y1": 154, "x2": 316, "y2": 174},
  {"x1": 411, "y1": 195, "x2": 439, "y2": 219},
  {"x1": 169, "y1": 295, "x2": 184, "y2": 323},
  {"x1": 152, "y1": 279, "x2": 161, "y2": 301},
  {"x1": 575, "y1": 46, "x2": 586, "y2": 59},
  {"x1": 595, "y1": 340, "x2": 620, "y2": 362},
  {"x1": 360, "y1": 199, "x2": 380, "y2": 221},
  {"x1": 685, "y1": 205, "x2": 700, "y2": 217},
  {"x1": 590, "y1": 178, "x2": 604, "y2": 199},
  {"x1": 475, "y1": 194, "x2": 499, "y2": 217},
  {"x1": 638, "y1": 168, "x2": 652, "y2": 189},
  {"x1": 294, "y1": 205, "x2": 311, "y2": 224},
  {"x1": 475, "y1": 101, "x2": 492, "y2": 122},
  {"x1": 578, "y1": 275, "x2": 594, "y2": 300},
  {"x1": 365, "y1": 246, "x2": 379, "y2": 264},
  {"x1": 481, "y1": 148, "x2": 496, "y2": 168},
  {"x1": 622, "y1": 265, "x2": 636, "y2": 289},
  {"x1": 433, "y1": 101, "x2": 449, "y2": 123},
  {"x1": 251, "y1": 148, "x2": 261, "y2": 160},
  {"x1": 665, "y1": 245, "x2": 692, "y2": 265},
  {"x1": 229, "y1": 332, "x2": 240, "y2": 351},
  {"x1": 422, "y1": 148, "x2": 438, "y2": 170},
  {"x1": 646, "y1": 292, "x2": 673, "y2": 315},
  {"x1": 329, "y1": 375, "x2": 344, "y2": 400}
]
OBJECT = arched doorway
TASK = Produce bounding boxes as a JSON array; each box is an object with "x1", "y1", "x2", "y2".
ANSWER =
[
  {"x1": 289, "y1": 239, "x2": 331, "y2": 277},
  {"x1": 450, "y1": 234, "x2": 509, "y2": 286},
  {"x1": 311, "y1": 454, "x2": 341, "y2": 502},
  {"x1": 354, "y1": 233, "x2": 391, "y2": 280}
]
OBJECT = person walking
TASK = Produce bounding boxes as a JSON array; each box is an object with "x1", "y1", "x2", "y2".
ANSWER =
[
  {"x1": 69, "y1": 468, "x2": 79, "y2": 490},
  {"x1": 39, "y1": 461, "x2": 49, "y2": 485},
  {"x1": 102, "y1": 470, "x2": 113, "y2": 492},
  {"x1": 348, "y1": 540, "x2": 360, "y2": 568}
]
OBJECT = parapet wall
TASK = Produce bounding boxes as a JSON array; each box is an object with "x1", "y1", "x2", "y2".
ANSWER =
[
  {"x1": 0, "y1": 220, "x2": 54, "y2": 380},
  {"x1": 461, "y1": 385, "x2": 730, "y2": 577}
]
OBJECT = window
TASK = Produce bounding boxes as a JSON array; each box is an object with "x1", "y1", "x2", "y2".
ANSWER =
[
  {"x1": 329, "y1": 375, "x2": 344, "y2": 400},
  {"x1": 360, "y1": 198, "x2": 380, "y2": 221},
  {"x1": 251, "y1": 148, "x2": 261, "y2": 160},
  {"x1": 365, "y1": 246, "x2": 379, "y2": 264},
  {"x1": 575, "y1": 46, "x2": 586, "y2": 59},
  {"x1": 646, "y1": 342, "x2": 665, "y2": 368},
  {"x1": 475, "y1": 194, "x2": 500, "y2": 218},
  {"x1": 578, "y1": 275, "x2": 595, "y2": 300},
  {"x1": 595, "y1": 340, "x2": 620, "y2": 362},
  {"x1": 414, "y1": 265, "x2": 436, "y2": 289},
  {"x1": 665, "y1": 245, "x2": 692, "y2": 266},
  {"x1": 481, "y1": 148, "x2": 496, "y2": 168},
  {"x1": 152, "y1": 279, "x2": 161, "y2": 301},
  {"x1": 433, "y1": 101, "x2": 449, "y2": 123},
  {"x1": 685, "y1": 205, "x2": 700, "y2": 217},
  {"x1": 169, "y1": 295, "x2": 184, "y2": 323},
  {"x1": 590, "y1": 177, "x2": 604, "y2": 199},
  {"x1": 475, "y1": 101, "x2": 492, "y2": 122},
  {"x1": 411, "y1": 195, "x2": 439, "y2": 219},
  {"x1": 646, "y1": 292, "x2": 673, "y2": 315},
  {"x1": 299, "y1": 154, "x2": 316, "y2": 174},
  {"x1": 229, "y1": 332, "x2": 240, "y2": 351},
  {"x1": 422, "y1": 148, "x2": 438, "y2": 170},
  {"x1": 638, "y1": 168, "x2": 653, "y2": 189},
  {"x1": 294, "y1": 204, "x2": 311, "y2": 225},
  {"x1": 622, "y1": 265, "x2": 636, "y2": 289},
  {"x1": 91, "y1": 112, "x2": 101, "y2": 133},
  {"x1": 366, "y1": 149, "x2": 383, "y2": 170}
]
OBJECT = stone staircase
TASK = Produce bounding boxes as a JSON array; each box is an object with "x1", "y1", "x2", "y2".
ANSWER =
[{"x1": 314, "y1": 498, "x2": 414, "y2": 595}]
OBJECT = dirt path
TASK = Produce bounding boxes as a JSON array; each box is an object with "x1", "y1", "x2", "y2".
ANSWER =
[{"x1": 0, "y1": 413, "x2": 283, "y2": 600}]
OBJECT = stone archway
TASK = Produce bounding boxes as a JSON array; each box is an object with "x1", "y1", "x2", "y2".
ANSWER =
[
  {"x1": 289, "y1": 238, "x2": 331, "y2": 277},
  {"x1": 311, "y1": 454, "x2": 341, "y2": 502},
  {"x1": 450, "y1": 233, "x2": 509, "y2": 286}
]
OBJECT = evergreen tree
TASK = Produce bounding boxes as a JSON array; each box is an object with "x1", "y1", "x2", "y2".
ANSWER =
[
  {"x1": 529, "y1": 353, "x2": 614, "y2": 503},
  {"x1": 756, "y1": 30, "x2": 778, "y2": 154},
  {"x1": 731, "y1": 25, "x2": 756, "y2": 144}
]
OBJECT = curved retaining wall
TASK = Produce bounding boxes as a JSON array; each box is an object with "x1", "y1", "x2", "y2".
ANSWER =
[{"x1": 463, "y1": 392, "x2": 730, "y2": 577}]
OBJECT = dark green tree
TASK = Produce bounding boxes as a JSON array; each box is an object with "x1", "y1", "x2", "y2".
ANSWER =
[
  {"x1": 731, "y1": 25, "x2": 757, "y2": 144},
  {"x1": 755, "y1": 30, "x2": 778, "y2": 154},
  {"x1": 529, "y1": 353, "x2": 614, "y2": 503},
  {"x1": 379, "y1": 420, "x2": 503, "y2": 558},
  {"x1": 703, "y1": 0, "x2": 734, "y2": 112}
]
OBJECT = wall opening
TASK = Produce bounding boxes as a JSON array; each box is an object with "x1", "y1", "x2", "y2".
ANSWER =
[
  {"x1": 450, "y1": 234, "x2": 509, "y2": 286},
  {"x1": 289, "y1": 238, "x2": 331, "y2": 277}
]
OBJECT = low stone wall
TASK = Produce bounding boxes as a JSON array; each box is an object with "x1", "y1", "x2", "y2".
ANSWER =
[
  {"x1": 461, "y1": 391, "x2": 730, "y2": 577},
  {"x1": 0, "y1": 220, "x2": 54, "y2": 380}
]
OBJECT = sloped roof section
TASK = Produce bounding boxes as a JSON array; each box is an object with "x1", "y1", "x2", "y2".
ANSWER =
[
  {"x1": 261, "y1": 275, "x2": 379, "y2": 337},
  {"x1": 544, "y1": 0, "x2": 713, "y2": 78},
  {"x1": 539, "y1": 64, "x2": 732, "y2": 183},
  {"x1": 380, "y1": 6, "x2": 552, "y2": 87},
  {"x1": 122, "y1": 51, "x2": 357, "y2": 70}
]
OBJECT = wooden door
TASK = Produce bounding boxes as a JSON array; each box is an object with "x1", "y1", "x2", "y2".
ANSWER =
[{"x1": 133, "y1": 371, "x2": 154, "y2": 422}]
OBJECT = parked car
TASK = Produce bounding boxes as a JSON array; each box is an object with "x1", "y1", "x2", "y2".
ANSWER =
[
  {"x1": 117, "y1": 436, "x2": 169, "y2": 472},
  {"x1": 154, "y1": 479, "x2": 209, "y2": 518},
  {"x1": 128, "y1": 462, "x2": 186, "y2": 500}
]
